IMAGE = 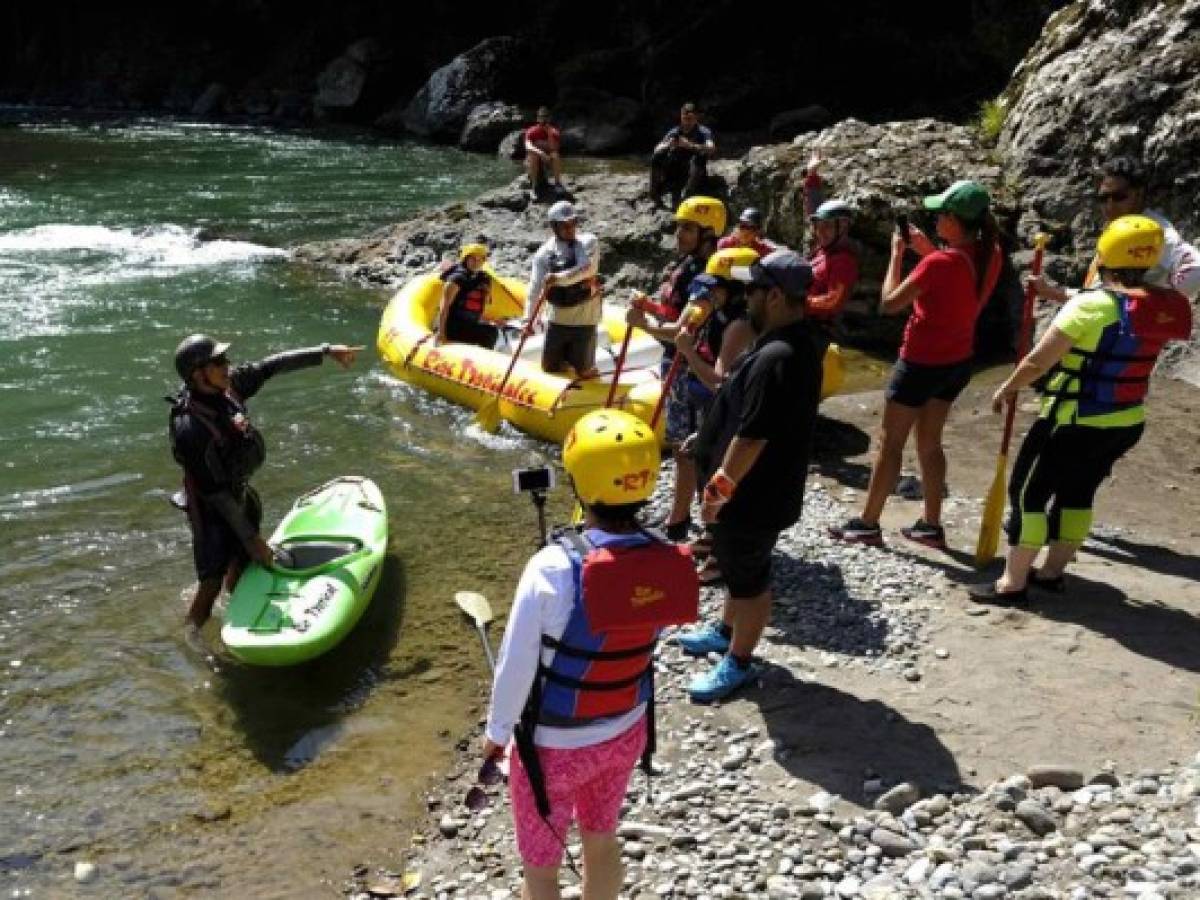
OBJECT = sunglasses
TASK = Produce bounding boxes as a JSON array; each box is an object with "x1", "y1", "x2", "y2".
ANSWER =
[
  {"x1": 463, "y1": 753, "x2": 508, "y2": 811},
  {"x1": 207, "y1": 355, "x2": 230, "y2": 368},
  {"x1": 1098, "y1": 190, "x2": 1130, "y2": 204}
]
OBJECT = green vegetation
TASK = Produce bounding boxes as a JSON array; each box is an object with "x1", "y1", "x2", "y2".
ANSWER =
[{"x1": 977, "y1": 97, "x2": 1008, "y2": 146}]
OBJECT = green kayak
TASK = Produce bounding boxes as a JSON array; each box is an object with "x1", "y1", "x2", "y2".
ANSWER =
[{"x1": 221, "y1": 476, "x2": 388, "y2": 666}]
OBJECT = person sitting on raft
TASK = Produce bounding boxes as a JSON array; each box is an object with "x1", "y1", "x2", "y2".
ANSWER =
[
  {"x1": 829, "y1": 179, "x2": 1002, "y2": 550},
  {"x1": 969, "y1": 215, "x2": 1192, "y2": 604},
  {"x1": 435, "y1": 243, "x2": 499, "y2": 349},
  {"x1": 168, "y1": 335, "x2": 358, "y2": 632},
  {"x1": 483, "y1": 409, "x2": 698, "y2": 900},
  {"x1": 717, "y1": 207, "x2": 780, "y2": 257},
  {"x1": 526, "y1": 200, "x2": 602, "y2": 379}
]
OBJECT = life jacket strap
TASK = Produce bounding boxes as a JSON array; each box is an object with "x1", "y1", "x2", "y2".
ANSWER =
[
  {"x1": 541, "y1": 634, "x2": 658, "y2": 660},
  {"x1": 537, "y1": 661, "x2": 653, "y2": 693}
]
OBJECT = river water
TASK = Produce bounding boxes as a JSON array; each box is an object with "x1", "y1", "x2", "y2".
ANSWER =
[{"x1": 0, "y1": 112, "x2": 576, "y2": 895}]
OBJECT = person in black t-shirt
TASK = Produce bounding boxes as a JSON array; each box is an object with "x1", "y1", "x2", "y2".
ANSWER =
[
  {"x1": 437, "y1": 243, "x2": 499, "y2": 348},
  {"x1": 650, "y1": 102, "x2": 716, "y2": 208},
  {"x1": 675, "y1": 250, "x2": 828, "y2": 702}
]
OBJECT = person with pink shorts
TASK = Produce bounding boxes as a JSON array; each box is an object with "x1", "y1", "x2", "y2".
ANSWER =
[{"x1": 483, "y1": 410, "x2": 698, "y2": 899}]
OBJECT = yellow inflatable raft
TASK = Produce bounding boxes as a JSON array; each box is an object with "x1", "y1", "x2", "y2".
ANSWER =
[{"x1": 376, "y1": 271, "x2": 845, "y2": 444}]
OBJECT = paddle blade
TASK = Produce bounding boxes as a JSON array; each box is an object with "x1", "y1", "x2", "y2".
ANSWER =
[
  {"x1": 474, "y1": 398, "x2": 502, "y2": 433},
  {"x1": 974, "y1": 451, "x2": 1009, "y2": 568},
  {"x1": 455, "y1": 590, "x2": 494, "y2": 627}
]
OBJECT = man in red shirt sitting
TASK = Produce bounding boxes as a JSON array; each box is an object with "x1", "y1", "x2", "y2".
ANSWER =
[{"x1": 524, "y1": 106, "x2": 565, "y2": 201}]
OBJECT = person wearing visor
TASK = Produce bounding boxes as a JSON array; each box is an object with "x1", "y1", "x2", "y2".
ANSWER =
[
  {"x1": 806, "y1": 199, "x2": 860, "y2": 323},
  {"x1": 437, "y1": 242, "x2": 498, "y2": 348},
  {"x1": 526, "y1": 201, "x2": 602, "y2": 377},
  {"x1": 830, "y1": 179, "x2": 1002, "y2": 550},
  {"x1": 167, "y1": 335, "x2": 358, "y2": 631},
  {"x1": 1026, "y1": 156, "x2": 1200, "y2": 303},
  {"x1": 717, "y1": 207, "x2": 780, "y2": 257},
  {"x1": 677, "y1": 250, "x2": 829, "y2": 702}
]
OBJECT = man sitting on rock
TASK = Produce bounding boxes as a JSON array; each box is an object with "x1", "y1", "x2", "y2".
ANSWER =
[
  {"x1": 650, "y1": 103, "x2": 716, "y2": 209},
  {"x1": 523, "y1": 106, "x2": 566, "y2": 202}
]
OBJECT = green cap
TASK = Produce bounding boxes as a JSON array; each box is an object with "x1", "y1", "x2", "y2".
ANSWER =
[{"x1": 922, "y1": 180, "x2": 990, "y2": 222}]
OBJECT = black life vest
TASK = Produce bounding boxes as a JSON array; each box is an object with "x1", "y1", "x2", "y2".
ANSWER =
[
  {"x1": 545, "y1": 241, "x2": 594, "y2": 308},
  {"x1": 513, "y1": 527, "x2": 699, "y2": 816},
  {"x1": 167, "y1": 387, "x2": 266, "y2": 491},
  {"x1": 440, "y1": 263, "x2": 489, "y2": 322},
  {"x1": 686, "y1": 300, "x2": 746, "y2": 402}
]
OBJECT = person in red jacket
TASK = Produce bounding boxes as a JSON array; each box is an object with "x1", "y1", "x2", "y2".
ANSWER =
[{"x1": 524, "y1": 107, "x2": 565, "y2": 201}]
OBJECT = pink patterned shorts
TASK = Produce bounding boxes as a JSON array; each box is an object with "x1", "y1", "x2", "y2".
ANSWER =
[{"x1": 509, "y1": 717, "x2": 647, "y2": 867}]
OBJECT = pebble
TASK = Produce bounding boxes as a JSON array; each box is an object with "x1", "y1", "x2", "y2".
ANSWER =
[
  {"x1": 875, "y1": 782, "x2": 920, "y2": 815},
  {"x1": 1027, "y1": 765, "x2": 1086, "y2": 791},
  {"x1": 74, "y1": 861, "x2": 98, "y2": 884},
  {"x1": 1015, "y1": 799, "x2": 1058, "y2": 836}
]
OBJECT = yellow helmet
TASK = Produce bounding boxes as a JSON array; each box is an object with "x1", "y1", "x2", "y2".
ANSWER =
[
  {"x1": 705, "y1": 246, "x2": 760, "y2": 280},
  {"x1": 1097, "y1": 215, "x2": 1164, "y2": 270},
  {"x1": 562, "y1": 409, "x2": 659, "y2": 506},
  {"x1": 459, "y1": 242, "x2": 489, "y2": 262},
  {"x1": 674, "y1": 196, "x2": 727, "y2": 234}
]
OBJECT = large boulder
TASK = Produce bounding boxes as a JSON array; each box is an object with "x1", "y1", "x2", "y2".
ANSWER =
[
  {"x1": 314, "y1": 39, "x2": 392, "y2": 121},
  {"x1": 556, "y1": 89, "x2": 645, "y2": 155},
  {"x1": 397, "y1": 36, "x2": 525, "y2": 141},
  {"x1": 460, "y1": 102, "x2": 526, "y2": 153},
  {"x1": 1000, "y1": 0, "x2": 1200, "y2": 265}
]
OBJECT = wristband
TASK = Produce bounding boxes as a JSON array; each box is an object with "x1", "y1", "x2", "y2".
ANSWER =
[{"x1": 704, "y1": 469, "x2": 737, "y2": 504}]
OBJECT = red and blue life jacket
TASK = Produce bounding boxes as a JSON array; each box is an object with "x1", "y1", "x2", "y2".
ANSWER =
[{"x1": 1044, "y1": 286, "x2": 1192, "y2": 419}]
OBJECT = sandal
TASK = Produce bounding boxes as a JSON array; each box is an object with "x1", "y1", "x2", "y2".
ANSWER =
[
  {"x1": 663, "y1": 518, "x2": 692, "y2": 542},
  {"x1": 697, "y1": 559, "x2": 725, "y2": 588},
  {"x1": 967, "y1": 582, "x2": 1028, "y2": 606}
]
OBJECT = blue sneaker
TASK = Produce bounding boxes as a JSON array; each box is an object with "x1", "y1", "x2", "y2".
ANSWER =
[
  {"x1": 676, "y1": 621, "x2": 731, "y2": 656},
  {"x1": 687, "y1": 655, "x2": 758, "y2": 703}
]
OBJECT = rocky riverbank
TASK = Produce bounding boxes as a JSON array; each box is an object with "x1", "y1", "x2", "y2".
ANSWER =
[{"x1": 340, "y1": 377, "x2": 1200, "y2": 900}]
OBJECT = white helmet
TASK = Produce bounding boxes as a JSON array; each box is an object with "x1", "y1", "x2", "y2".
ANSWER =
[{"x1": 547, "y1": 200, "x2": 578, "y2": 224}]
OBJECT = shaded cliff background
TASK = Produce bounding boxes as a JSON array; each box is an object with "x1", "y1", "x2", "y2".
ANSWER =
[{"x1": 1, "y1": 1, "x2": 1055, "y2": 145}]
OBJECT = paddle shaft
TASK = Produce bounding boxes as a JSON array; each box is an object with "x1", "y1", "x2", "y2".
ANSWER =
[
  {"x1": 489, "y1": 288, "x2": 547, "y2": 410},
  {"x1": 998, "y1": 236, "x2": 1048, "y2": 456},
  {"x1": 604, "y1": 325, "x2": 634, "y2": 408},
  {"x1": 649, "y1": 305, "x2": 712, "y2": 429},
  {"x1": 474, "y1": 621, "x2": 497, "y2": 673}
]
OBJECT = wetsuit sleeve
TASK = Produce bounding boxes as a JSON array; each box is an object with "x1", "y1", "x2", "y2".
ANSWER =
[
  {"x1": 485, "y1": 547, "x2": 571, "y2": 746},
  {"x1": 205, "y1": 491, "x2": 259, "y2": 545},
  {"x1": 807, "y1": 251, "x2": 858, "y2": 317},
  {"x1": 230, "y1": 348, "x2": 325, "y2": 399},
  {"x1": 736, "y1": 350, "x2": 791, "y2": 441}
]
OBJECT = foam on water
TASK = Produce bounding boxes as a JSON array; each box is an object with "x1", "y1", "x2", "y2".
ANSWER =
[{"x1": 0, "y1": 223, "x2": 287, "y2": 267}]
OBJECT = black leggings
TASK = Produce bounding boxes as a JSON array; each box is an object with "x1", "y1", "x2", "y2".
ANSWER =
[{"x1": 1004, "y1": 417, "x2": 1144, "y2": 547}]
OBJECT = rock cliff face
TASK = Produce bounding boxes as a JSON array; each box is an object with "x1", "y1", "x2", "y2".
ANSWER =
[{"x1": 1000, "y1": 0, "x2": 1200, "y2": 268}]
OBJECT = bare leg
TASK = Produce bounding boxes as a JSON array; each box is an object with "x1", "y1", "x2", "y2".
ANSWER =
[
  {"x1": 525, "y1": 154, "x2": 544, "y2": 190},
  {"x1": 913, "y1": 399, "x2": 954, "y2": 526},
  {"x1": 521, "y1": 865, "x2": 561, "y2": 900},
  {"x1": 580, "y1": 830, "x2": 623, "y2": 900},
  {"x1": 186, "y1": 577, "x2": 223, "y2": 628},
  {"x1": 550, "y1": 152, "x2": 563, "y2": 184},
  {"x1": 998, "y1": 544, "x2": 1039, "y2": 592},
  {"x1": 668, "y1": 450, "x2": 696, "y2": 526},
  {"x1": 1038, "y1": 540, "x2": 1080, "y2": 578},
  {"x1": 729, "y1": 590, "x2": 772, "y2": 659},
  {"x1": 861, "y1": 401, "x2": 921, "y2": 525}
]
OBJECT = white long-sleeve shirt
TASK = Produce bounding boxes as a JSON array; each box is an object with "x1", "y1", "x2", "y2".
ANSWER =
[
  {"x1": 1084, "y1": 209, "x2": 1200, "y2": 300},
  {"x1": 525, "y1": 232, "x2": 603, "y2": 328},
  {"x1": 485, "y1": 529, "x2": 648, "y2": 749}
]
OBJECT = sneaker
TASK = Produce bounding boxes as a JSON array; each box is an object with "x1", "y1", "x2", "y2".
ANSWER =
[
  {"x1": 663, "y1": 517, "x2": 692, "y2": 542},
  {"x1": 687, "y1": 655, "x2": 758, "y2": 703},
  {"x1": 676, "y1": 621, "x2": 731, "y2": 656},
  {"x1": 900, "y1": 519, "x2": 947, "y2": 550},
  {"x1": 828, "y1": 517, "x2": 883, "y2": 546}
]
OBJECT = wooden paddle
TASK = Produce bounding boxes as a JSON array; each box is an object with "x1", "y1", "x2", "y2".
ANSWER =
[
  {"x1": 974, "y1": 234, "x2": 1049, "y2": 568},
  {"x1": 454, "y1": 590, "x2": 496, "y2": 672},
  {"x1": 475, "y1": 288, "x2": 547, "y2": 433}
]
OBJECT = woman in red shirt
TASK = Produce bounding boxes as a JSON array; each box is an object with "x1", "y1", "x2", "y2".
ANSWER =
[{"x1": 831, "y1": 180, "x2": 1001, "y2": 549}]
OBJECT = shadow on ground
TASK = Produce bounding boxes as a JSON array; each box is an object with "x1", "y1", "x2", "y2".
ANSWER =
[
  {"x1": 811, "y1": 413, "x2": 872, "y2": 489},
  {"x1": 1082, "y1": 533, "x2": 1200, "y2": 583},
  {"x1": 751, "y1": 668, "x2": 966, "y2": 800},
  {"x1": 216, "y1": 553, "x2": 406, "y2": 771},
  {"x1": 770, "y1": 554, "x2": 890, "y2": 659}
]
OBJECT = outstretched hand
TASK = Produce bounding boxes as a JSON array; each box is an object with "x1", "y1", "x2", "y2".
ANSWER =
[{"x1": 806, "y1": 149, "x2": 824, "y2": 177}]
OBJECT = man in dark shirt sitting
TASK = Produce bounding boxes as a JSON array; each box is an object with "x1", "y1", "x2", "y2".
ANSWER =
[
  {"x1": 167, "y1": 335, "x2": 357, "y2": 632},
  {"x1": 650, "y1": 102, "x2": 716, "y2": 209},
  {"x1": 675, "y1": 250, "x2": 828, "y2": 702}
]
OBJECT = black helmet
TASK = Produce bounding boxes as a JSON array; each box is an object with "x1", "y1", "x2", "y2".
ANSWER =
[
  {"x1": 174, "y1": 334, "x2": 230, "y2": 381},
  {"x1": 737, "y1": 207, "x2": 764, "y2": 229}
]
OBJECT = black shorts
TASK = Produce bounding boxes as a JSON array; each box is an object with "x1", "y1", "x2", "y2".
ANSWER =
[
  {"x1": 710, "y1": 523, "x2": 780, "y2": 598},
  {"x1": 886, "y1": 358, "x2": 972, "y2": 408},
  {"x1": 446, "y1": 316, "x2": 498, "y2": 349},
  {"x1": 188, "y1": 485, "x2": 262, "y2": 582},
  {"x1": 542, "y1": 322, "x2": 597, "y2": 374}
]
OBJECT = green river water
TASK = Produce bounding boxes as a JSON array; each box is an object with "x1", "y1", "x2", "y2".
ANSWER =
[{"x1": 0, "y1": 111, "x2": 577, "y2": 896}]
